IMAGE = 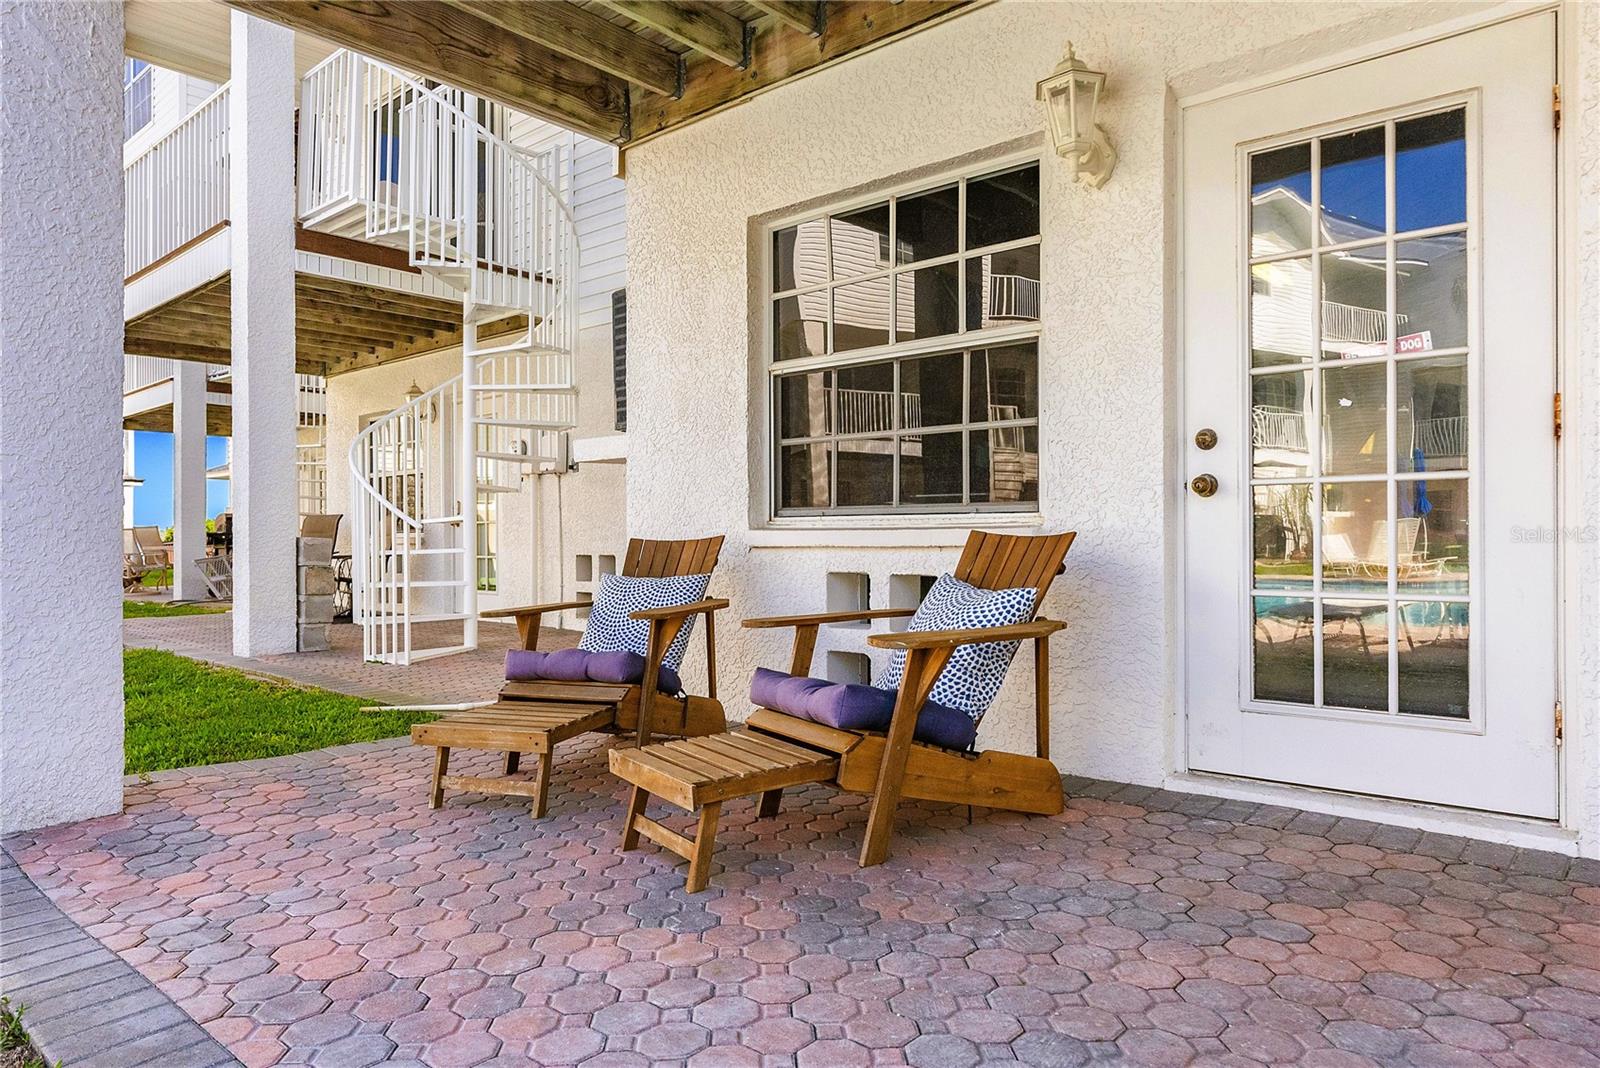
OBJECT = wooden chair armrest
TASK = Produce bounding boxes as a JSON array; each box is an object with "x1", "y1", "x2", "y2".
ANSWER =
[
  {"x1": 629, "y1": 597, "x2": 730, "y2": 622},
  {"x1": 481, "y1": 599, "x2": 592, "y2": 619},
  {"x1": 742, "y1": 608, "x2": 915, "y2": 629},
  {"x1": 866, "y1": 618, "x2": 1067, "y2": 651}
]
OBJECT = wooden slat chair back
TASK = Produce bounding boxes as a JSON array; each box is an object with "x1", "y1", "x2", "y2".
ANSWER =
[{"x1": 746, "y1": 529, "x2": 1076, "y2": 867}]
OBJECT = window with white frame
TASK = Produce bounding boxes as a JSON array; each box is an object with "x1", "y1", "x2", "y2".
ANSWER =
[
  {"x1": 123, "y1": 59, "x2": 152, "y2": 142},
  {"x1": 767, "y1": 160, "x2": 1041, "y2": 515}
]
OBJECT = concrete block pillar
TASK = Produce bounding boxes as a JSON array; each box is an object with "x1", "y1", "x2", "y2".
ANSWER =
[
  {"x1": 229, "y1": 10, "x2": 298, "y2": 656},
  {"x1": 0, "y1": 0, "x2": 126, "y2": 832},
  {"x1": 171, "y1": 362, "x2": 210, "y2": 601}
]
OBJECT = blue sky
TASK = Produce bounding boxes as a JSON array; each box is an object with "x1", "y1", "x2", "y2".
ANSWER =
[{"x1": 131, "y1": 431, "x2": 232, "y2": 527}]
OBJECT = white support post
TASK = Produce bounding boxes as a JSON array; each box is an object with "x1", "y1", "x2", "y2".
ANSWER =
[
  {"x1": 0, "y1": 0, "x2": 126, "y2": 832},
  {"x1": 229, "y1": 11, "x2": 298, "y2": 656},
  {"x1": 171, "y1": 363, "x2": 210, "y2": 601},
  {"x1": 462, "y1": 304, "x2": 480, "y2": 650}
]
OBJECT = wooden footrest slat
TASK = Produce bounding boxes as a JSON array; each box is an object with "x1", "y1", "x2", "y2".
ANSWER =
[
  {"x1": 412, "y1": 703, "x2": 614, "y2": 752},
  {"x1": 608, "y1": 730, "x2": 839, "y2": 810},
  {"x1": 440, "y1": 774, "x2": 545, "y2": 800},
  {"x1": 630, "y1": 813, "x2": 694, "y2": 858},
  {"x1": 500, "y1": 680, "x2": 633, "y2": 704}
]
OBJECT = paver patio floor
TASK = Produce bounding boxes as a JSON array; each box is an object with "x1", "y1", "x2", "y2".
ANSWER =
[{"x1": 9, "y1": 728, "x2": 1600, "y2": 1068}]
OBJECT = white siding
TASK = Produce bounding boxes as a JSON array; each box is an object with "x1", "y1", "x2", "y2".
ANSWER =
[{"x1": 124, "y1": 64, "x2": 219, "y2": 163}]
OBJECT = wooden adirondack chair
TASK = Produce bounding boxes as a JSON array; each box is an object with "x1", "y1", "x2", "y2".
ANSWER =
[
  {"x1": 608, "y1": 530, "x2": 1075, "y2": 887},
  {"x1": 412, "y1": 535, "x2": 729, "y2": 817}
]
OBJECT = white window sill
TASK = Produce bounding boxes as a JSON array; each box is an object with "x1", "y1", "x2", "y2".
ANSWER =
[{"x1": 749, "y1": 514, "x2": 1044, "y2": 549}]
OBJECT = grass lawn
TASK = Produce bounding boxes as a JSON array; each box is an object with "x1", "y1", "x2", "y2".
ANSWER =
[
  {"x1": 124, "y1": 648, "x2": 435, "y2": 775},
  {"x1": 123, "y1": 600, "x2": 230, "y2": 618}
]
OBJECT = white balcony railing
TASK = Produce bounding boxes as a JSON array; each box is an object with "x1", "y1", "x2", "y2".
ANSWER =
[
  {"x1": 124, "y1": 85, "x2": 229, "y2": 279},
  {"x1": 1416, "y1": 416, "x2": 1466, "y2": 458},
  {"x1": 1253, "y1": 404, "x2": 1309, "y2": 452}
]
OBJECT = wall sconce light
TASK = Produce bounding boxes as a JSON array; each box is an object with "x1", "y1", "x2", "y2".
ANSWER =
[
  {"x1": 1037, "y1": 42, "x2": 1117, "y2": 189},
  {"x1": 405, "y1": 380, "x2": 437, "y2": 422}
]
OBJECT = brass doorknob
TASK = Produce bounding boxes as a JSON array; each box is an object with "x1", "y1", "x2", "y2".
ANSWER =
[{"x1": 1190, "y1": 474, "x2": 1219, "y2": 497}]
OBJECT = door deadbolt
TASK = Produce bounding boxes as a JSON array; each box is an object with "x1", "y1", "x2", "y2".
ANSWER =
[
  {"x1": 1190, "y1": 474, "x2": 1219, "y2": 497},
  {"x1": 1194, "y1": 428, "x2": 1217, "y2": 450}
]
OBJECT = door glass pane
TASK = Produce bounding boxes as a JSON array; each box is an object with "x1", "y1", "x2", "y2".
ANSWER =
[
  {"x1": 774, "y1": 294, "x2": 828, "y2": 360},
  {"x1": 835, "y1": 361, "x2": 895, "y2": 435},
  {"x1": 1397, "y1": 601, "x2": 1469, "y2": 718},
  {"x1": 1322, "y1": 600, "x2": 1389, "y2": 711},
  {"x1": 1252, "y1": 372, "x2": 1311, "y2": 478},
  {"x1": 966, "y1": 245, "x2": 1040, "y2": 329},
  {"x1": 969, "y1": 344, "x2": 1039, "y2": 422},
  {"x1": 780, "y1": 443, "x2": 830, "y2": 509},
  {"x1": 1395, "y1": 109, "x2": 1466, "y2": 233},
  {"x1": 1254, "y1": 596, "x2": 1315, "y2": 704},
  {"x1": 966, "y1": 165, "x2": 1039, "y2": 249},
  {"x1": 1398, "y1": 479, "x2": 1466, "y2": 596},
  {"x1": 969, "y1": 426, "x2": 1037, "y2": 505},
  {"x1": 901, "y1": 431, "x2": 963, "y2": 506},
  {"x1": 901, "y1": 352, "x2": 963, "y2": 429},
  {"x1": 1397, "y1": 357, "x2": 1467, "y2": 473},
  {"x1": 778, "y1": 371, "x2": 830, "y2": 439},
  {"x1": 896, "y1": 262, "x2": 961, "y2": 342},
  {"x1": 1253, "y1": 485, "x2": 1314, "y2": 589},
  {"x1": 1320, "y1": 125, "x2": 1386, "y2": 239},
  {"x1": 895, "y1": 186, "x2": 958, "y2": 264},
  {"x1": 830, "y1": 204, "x2": 890, "y2": 279},
  {"x1": 832, "y1": 277, "x2": 891, "y2": 353},
  {"x1": 1320, "y1": 246, "x2": 1388, "y2": 358},
  {"x1": 1321, "y1": 363, "x2": 1388, "y2": 476},
  {"x1": 1323, "y1": 482, "x2": 1389, "y2": 594},
  {"x1": 837, "y1": 438, "x2": 894, "y2": 507},
  {"x1": 1251, "y1": 142, "x2": 1313, "y2": 257},
  {"x1": 1396, "y1": 234, "x2": 1467, "y2": 351},
  {"x1": 1251, "y1": 259, "x2": 1313, "y2": 367}
]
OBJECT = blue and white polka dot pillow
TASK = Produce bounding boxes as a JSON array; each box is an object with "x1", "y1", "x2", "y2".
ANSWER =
[
  {"x1": 579, "y1": 572, "x2": 712, "y2": 671},
  {"x1": 876, "y1": 573, "x2": 1037, "y2": 722}
]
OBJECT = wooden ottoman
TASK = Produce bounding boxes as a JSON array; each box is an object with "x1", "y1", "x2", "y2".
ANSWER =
[{"x1": 609, "y1": 732, "x2": 838, "y2": 892}]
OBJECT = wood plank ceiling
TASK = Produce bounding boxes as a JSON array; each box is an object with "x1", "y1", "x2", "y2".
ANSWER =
[{"x1": 220, "y1": 1, "x2": 978, "y2": 147}]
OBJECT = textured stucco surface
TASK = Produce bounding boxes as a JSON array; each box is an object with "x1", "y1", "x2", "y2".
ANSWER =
[
  {"x1": 0, "y1": 0, "x2": 126, "y2": 832},
  {"x1": 621, "y1": 1, "x2": 1598, "y2": 836}
]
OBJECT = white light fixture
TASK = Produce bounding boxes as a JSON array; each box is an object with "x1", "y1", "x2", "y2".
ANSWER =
[{"x1": 1037, "y1": 42, "x2": 1117, "y2": 189}]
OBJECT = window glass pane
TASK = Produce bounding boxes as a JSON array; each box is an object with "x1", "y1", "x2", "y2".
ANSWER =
[
  {"x1": 1250, "y1": 143, "x2": 1312, "y2": 257},
  {"x1": 1399, "y1": 479, "x2": 1466, "y2": 597},
  {"x1": 1254, "y1": 596, "x2": 1315, "y2": 704},
  {"x1": 900, "y1": 352, "x2": 962, "y2": 429},
  {"x1": 1321, "y1": 246, "x2": 1387, "y2": 358},
  {"x1": 1395, "y1": 109, "x2": 1466, "y2": 233},
  {"x1": 895, "y1": 186, "x2": 958, "y2": 265},
  {"x1": 1319, "y1": 125, "x2": 1386, "y2": 240},
  {"x1": 1398, "y1": 601, "x2": 1469, "y2": 718},
  {"x1": 773, "y1": 294, "x2": 827, "y2": 361},
  {"x1": 780, "y1": 443, "x2": 831, "y2": 509},
  {"x1": 832, "y1": 276, "x2": 891, "y2": 353},
  {"x1": 1251, "y1": 258, "x2": 1313, "y2": 367},
  {"x1": 1322, "y1": 600, "x2": 1389, "y2": 711},
  {"x1": 834, "y1": 361, "x2": 896, "y2": 435},
  {"x1": 969, "y1": 343, "x2": 1038, "y2": 422},
  {"x1": 896, "y1": 262, "x2": 960, "y2": 342},
  {"x1": 777, "y1": 371, "x2": 831, "y2": 440},
  {"x1": 1397, "y1": 357, "x2": 1467, "y2": 473},
  {"x1": 1253, "y1": 485, "x2": 1313, "y2": 589},
  {"x1": 1396, "y1": 233, "x2": 1467, "y2": 351},
  {"x1": 1321, "y1": 363, "x2": 1387, "y2": 476},
  {"x1": 1252, "y1": 371, "x2": 1311, "y2": 478},
  {"x1": 830, "y1": 203, "x2": 890, "y2": 279},
  {"x1": 773, "y1": 219, "x2": 826, "y2": 292},
  {"x1": 901, "y1": 431, "x2": 963, "y2": 507},
  {"x1": 968, "y1": 426, "x2": 1038, "y2": 505},
  {"x1": 1323, "y1": 481, "x2": 1389, "y2": 594},
  {"x1": 966, "y1": 165, "x2": 1039, "y2": 249},
  {"x1": 966, "y1": 245, "x2": 1039, "y2": 330},
  {"x1": 837, "y1": 438, "x2": 895, "y2": 507}
]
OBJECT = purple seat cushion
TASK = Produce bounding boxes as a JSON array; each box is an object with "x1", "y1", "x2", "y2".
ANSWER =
[
  {"x1": 506, "y1": 648, "x2": 683, "y2": 694},
  {"x1": 750, "y1": 667, "x2": 976, "y2": 751}
]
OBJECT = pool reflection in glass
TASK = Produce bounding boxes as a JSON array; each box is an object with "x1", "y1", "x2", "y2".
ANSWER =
[
  {"x1": 1254, "y1": 596, "x2": 1315, "y2": 705},
  {"x1": 1397, "y1": 601, "x2": 1470, "y2": 719}
]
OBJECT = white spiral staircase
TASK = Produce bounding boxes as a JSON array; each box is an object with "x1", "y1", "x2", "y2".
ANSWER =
[{"x1": 298, "y1": 51, "x2": 579, "y2": 664}]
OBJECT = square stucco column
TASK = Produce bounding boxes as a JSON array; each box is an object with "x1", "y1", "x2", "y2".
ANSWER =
[
  {"x1": 0, "y1": 0, "x2": 126, "y2": 832},
  {"x1": 171, "y1": 363, "x2": 210, "y2": 601},
  {"x1": 230, "y1": 11, "x2": 298, "y2": 656}
]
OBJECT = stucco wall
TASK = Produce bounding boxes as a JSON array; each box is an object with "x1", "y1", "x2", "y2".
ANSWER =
[{"x1": 621, "y1": 1, "x2": 1584, "y2": 803}]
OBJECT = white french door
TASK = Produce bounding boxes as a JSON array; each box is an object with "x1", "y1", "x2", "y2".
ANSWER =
[{"x1": 1182, "y1": 14, "x2": 1559, "y2": 818}]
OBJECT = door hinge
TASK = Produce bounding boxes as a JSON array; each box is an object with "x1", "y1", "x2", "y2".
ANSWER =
[
  {"x1": 1555, "y1": 699, "x2": 1565, "y2": 746},
  {"x1": 1555, "y1": 83, "x2": 1563, "y2": 131},
  {"x1": 1554, "y1": 391, "x2": 1563, "y2": 440}
]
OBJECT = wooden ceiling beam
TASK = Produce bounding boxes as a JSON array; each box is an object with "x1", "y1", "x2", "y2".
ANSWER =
[
  {"x1": 222, "y1": 0, "x2": 631, "y2": 143},
  {"x1": 445, "y1": 0, "x2": 682, "y2": 98},
  {"x1": 601, "y1": 1, "x2": 748, "y2": 69},
  {"x1": 327, "y1": 313, "x2": 526, "y2": 376},
  {"x1": 749, "y1": 1, "x2": 821, "y2": 37}
]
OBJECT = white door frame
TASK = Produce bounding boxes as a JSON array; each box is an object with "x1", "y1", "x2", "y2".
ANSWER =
[{"x1": 1170, "y1": 2, "x2": 1584, "y2": 839}]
